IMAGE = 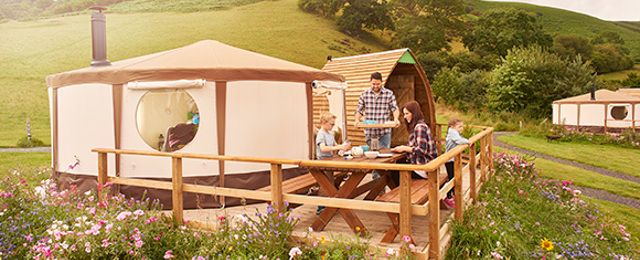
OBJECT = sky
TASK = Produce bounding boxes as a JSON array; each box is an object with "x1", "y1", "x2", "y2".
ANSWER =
[{"x1": 485, "y1": 0, "x2": 640, "y2": 21}]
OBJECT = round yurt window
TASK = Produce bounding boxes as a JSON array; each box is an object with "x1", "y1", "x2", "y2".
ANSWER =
[
  {"x1": 136, "y1": 89, "x2": 199, "y2": 152},
  {"x1": 610, "y1": 106, "x2": 628, "y2": 120}
]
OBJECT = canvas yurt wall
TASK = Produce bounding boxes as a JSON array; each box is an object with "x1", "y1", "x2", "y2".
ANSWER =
[
  {"x1": 552, "y1": 89, "x2": 639, "y2": 132},
  {"x1": 47, "y1": 40, "x2": 345, "y2": 209},
  {"x1": 321, "y1": 49, "x2": 436, "y2": 147}
]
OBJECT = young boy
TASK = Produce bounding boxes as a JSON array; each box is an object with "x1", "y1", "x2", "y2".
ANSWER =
[
  {"x1": 316, "y1": 112, "x2": 350, "y2": 159},
  {"x1": 444, "y1": 118, "x2": 469, "y2": 209},
  {"x1": 315, "y1": 112, "x2": 350, "y2": 214}
]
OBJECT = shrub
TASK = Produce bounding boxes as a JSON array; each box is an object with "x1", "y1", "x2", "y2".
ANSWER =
[{"x1": 16, "y1": 136, "x2": 45, "y2": 148}]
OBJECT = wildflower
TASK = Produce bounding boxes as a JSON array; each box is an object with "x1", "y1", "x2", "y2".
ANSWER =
[
  {"x1": 289, "y1": 247, "x2": 302, "y2": 259},
  {"x1": 84, "y1": 242, "x2": 91, "y2": 253},
  {"x1": 386, "y1": 248, "x2": 398, "y2": 257},
  {"x1": 164, "y1": 250, "x2": 175, "y2": 259},
  {"x1": 540, "y1": 238, "x2": 554, "y2": 251},
  {"x1": 116, "y1": 211, "x2": 132, "y2": 221},
  {"x1": 403, "y1": 236, "x2": 411, "y2": 243},
  {"x1": 491, "y1": 252, "x2": 503, "y2": 259}
]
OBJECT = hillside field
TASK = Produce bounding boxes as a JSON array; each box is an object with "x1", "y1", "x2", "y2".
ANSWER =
[{"x1": 0, "y1": 0, "x2": 388, "y2": 147}]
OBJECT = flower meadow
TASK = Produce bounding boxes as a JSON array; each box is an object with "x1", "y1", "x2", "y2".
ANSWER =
[
  {"x1": 0, "y1": 167, "x2": 416, "y2": 259},
  {"x1": 446, "y1": 153, "x2": 638, "y2": 259}
]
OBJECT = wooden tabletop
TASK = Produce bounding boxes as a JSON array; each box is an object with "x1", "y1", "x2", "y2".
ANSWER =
[{"x1": 306, "y1": 148, "x2": 406, "y2": 171}]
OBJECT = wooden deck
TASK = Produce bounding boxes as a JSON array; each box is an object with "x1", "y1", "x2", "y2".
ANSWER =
[{"x1": 180, "y1": 166, "x2": 475, "y2": 253}]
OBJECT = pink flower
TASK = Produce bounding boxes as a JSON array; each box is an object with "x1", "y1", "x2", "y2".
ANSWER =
[
  {"x1": 164, "y1": 250, "x2": 175, "y2": 259},
  {"x1": 402, "y1": 236, "x2": 411, "y2": 243},
  {"x1": 84, "y1": 242, "x2": 91, "y2": 253},
  {"x1": 135, "y1": 240, "x2": 143, "y2": 248},
  {"x1": 133, "y1": 209, "x2": 144, "y2": 217},
  {"x1": 535, "y1": 222, "x2": 540, "y2": 226},
  {"x1": 518, "y1": 190, "x2": 523, "y2": 195},
  {"x1": 491, "y1": 252, "x2": 503, "y2": 259},
  {"x1": 116, "y1": 211, "x2": 131, "y2": 221}
]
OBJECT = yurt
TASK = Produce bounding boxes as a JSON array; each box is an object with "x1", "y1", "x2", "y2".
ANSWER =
[
  {"x1": 321, "y1": 49, "x2": 436, "y2": 147},
  {"x1": 46, "y1": 40, "x2": 346, "y2": 209},
  {"x1": 552, "y1": 89, "x2": 640, "y2": 132}
]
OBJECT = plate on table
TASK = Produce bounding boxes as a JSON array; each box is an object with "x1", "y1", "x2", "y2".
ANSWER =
[{"x1": 377, "y1": 153, "x2": 393, "y2": 157}]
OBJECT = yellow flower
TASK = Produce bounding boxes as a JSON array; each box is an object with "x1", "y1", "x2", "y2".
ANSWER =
[
  {"x1": 541, "y1": 238, "x2": 554, "y2": 251},
  {"x1": 228, "y1": 246, "x2": 233, "y2": 251},
  {"x1": 355, "y1": 226, "x2": 361, "y2": 231}
]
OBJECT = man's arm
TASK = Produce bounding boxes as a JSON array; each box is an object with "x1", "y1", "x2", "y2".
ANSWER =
[
  {"x1": 393, "y1": 109, "x2": 400, "y2": 126},
  {"x1": 354, "y1": 112, "x2": 362, "y2": 127}
]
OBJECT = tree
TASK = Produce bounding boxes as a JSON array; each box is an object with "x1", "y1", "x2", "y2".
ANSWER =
[
  {"x1": 590, "y1": 43, "x2": 634, "y2": 73},
  {"x1": 336, "y1": 0, "x2": 393, "y2": 37},
  {"x1": 621, "y1": 73, "x2": 640, "y2": 88},
  {"x1": 463, "y1": 8, "x2": 552, "y2": 57},
  {"x1": 488, "y1": 46, "x2": 597, "y2": 118},
  {"x1": 591, "y1": 31, "x2": 625, "y2": 45},
  {"x1": 551, "y1": 33, "x2": 593, "y2": 59},
  {"x1": 391, "y1": 0, "x2": 465, "y2": 54},
  {"x1": 298, "y1": 0, "x2": 345, "y2": 18}
]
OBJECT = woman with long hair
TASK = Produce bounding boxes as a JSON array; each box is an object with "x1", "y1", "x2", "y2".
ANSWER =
[{"x1": 391, "y1": 100, "x2": 437, "y2": 185}]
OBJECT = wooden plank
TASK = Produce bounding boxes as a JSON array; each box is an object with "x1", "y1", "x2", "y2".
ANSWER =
[
  {"x1": 97, "y1": 152, "x2": 107, "y2": 201},
  {"x1": 469, "y1": 143, "x2": 477, "y2": 204},
  {"x1": 270, "y1": 164, "x2": 284, "y2": 211},
  {"x1": 172, "y1": 157, "x2": 183, "y2": 223},
  {"x1": 107, "y1": 176, "x2": 173, "y2": 190},
  {"x1": 488, "y1": 130, "x2": 494, "y2": 170},
  {"x1": 427, "y1": 170, "x2": 440, "y2": 259},
  {"x1": 454, "y1": 154, "x2": 463, "y2": 221},
  {"x1": 182, "y1": 184, "x2": 271, "y2": 201}
]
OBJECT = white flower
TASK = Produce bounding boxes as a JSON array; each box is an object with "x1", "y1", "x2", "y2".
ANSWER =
[{"x1": 288, "y1": 247, "x2": 302, "y2": 259}]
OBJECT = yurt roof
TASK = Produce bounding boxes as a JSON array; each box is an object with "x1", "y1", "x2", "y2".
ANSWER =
[
  {"x1": 617, "y1": 88, "x2": 640, "y2": 99},
  {"x1": 553, "y1": 89, "x2": 640, "y2": 104},
  {"x1": 46, "y1": 40, "x2": 344, "y2": 88}
]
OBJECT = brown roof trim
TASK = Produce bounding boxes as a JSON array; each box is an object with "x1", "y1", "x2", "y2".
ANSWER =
[
  {"x1": 47, "y1": 68, "x2": 344, "y2": 89},
  {"x1": 553, "y1": 101, "x2": 640, "y2": 105}
]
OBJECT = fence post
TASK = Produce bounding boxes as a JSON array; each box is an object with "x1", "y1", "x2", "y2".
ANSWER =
[
  {"x1": 480, "y1": 135, "x2": 487, "y2": 182},
  {"x1": 172, "y1": 157, "x2": 184, "y2": 224},
  {"x1": 97, "y1": 152, "x2": 107, "y2": 201},
  {"x1": 428, "y1": 169, "x2": 440, "y2": 259},
  {"x1": 469, "y1": 143, "x2": 477, "y2": 204},
  {"x1": 488, "y1": 130, "x2": 494, "y2": 171},
  {"x1": 436, "y1": 124, "x2": 442, "y2": 154},
  {"x1": 399, "y1": 170, "x2": 412, "y2": 244},
  {"x1": 454, "y1": 153, "x2": 463, "y2": 221},
  {"x1": 270, "y1": 163, "x2": 284, "y2": 211}
]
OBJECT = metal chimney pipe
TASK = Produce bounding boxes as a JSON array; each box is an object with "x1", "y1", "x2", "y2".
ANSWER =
[
  {"x1": 90, "y1": 6, "x2": 111, "y2": 67},
  {"x1": 589, "y1": 83, "x2": 596, "y2": 101}
]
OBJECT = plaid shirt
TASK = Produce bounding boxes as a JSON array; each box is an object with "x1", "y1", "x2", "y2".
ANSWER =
[
  {"x1": 355, "y1": 88, "x2": 398, "y2": 137},
  {"x1": 407, "y1": 120, "x2": 437, "y2": 165}
]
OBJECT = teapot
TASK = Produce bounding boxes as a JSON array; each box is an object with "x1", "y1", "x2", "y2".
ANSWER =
[{"x1": 351, "y1": 146, "x2": 364, "y2": 157}]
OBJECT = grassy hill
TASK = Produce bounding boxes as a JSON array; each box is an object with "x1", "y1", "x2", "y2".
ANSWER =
[
  {"x1": 465, "y1": 0, "x2": 640, "y2": 57},
  {"x1": 0, "y1": 0, "x2": 388, "y2": 147}
]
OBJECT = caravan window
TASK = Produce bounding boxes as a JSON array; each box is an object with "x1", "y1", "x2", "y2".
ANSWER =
[{"x1": 136, "y1": 89, "x2": 199, "y2": 151}]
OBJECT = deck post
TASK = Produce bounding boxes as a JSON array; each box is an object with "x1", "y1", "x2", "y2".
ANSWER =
[
  {"x1": 399, "y1": 170, "x2": 412, "y2": 243},
  {"x1": 435, "y1": 124, "x2": 442, "y2": 153},
  {"x1": 469, "y1": 143, "x2": 477, "y2": 204},
  {"x1": 270, "y1": 163, "x2": 284, "y2": 211},
  {"x1": 454, "y1": 153, "x2": 463, "y2": 221},
  {"x1": 97, "y1": 152, "x2": 107, "y2": 201},
  {"x1": 172, "y1": 157, "x2": 184, "y2": 224},
  {"x1": 428, "y1": 169, "x2": 440, "y2": 259}
]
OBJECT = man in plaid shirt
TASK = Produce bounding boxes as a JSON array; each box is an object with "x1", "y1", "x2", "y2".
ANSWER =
[{"x1": 354, "y1": 72, "x2": 400, "y2": 158}]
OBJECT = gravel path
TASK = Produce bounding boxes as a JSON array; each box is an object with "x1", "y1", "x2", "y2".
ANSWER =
[
  {"x1": 0, "y1": 147, "x2": 51, "y2": 152},
  {"x1": 493, "y1": 132, "x2": 640, "y2": 210}
]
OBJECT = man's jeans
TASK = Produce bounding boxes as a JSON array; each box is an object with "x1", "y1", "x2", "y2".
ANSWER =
[{"x1": 366, "y1": 132, "x2": 391, "y2": 179}]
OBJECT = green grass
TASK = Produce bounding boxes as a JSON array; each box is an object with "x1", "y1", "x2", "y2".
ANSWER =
[
  {"x1": 465, "y1": 0, "x2": 640, "y2": 57},
  {"x1": 599, "y1": 64, "x2": 640, "y2": 81},
  {"x1": 0, "y1": 152, "x2": 51, "y2": 174},
  {"x1": 497, "y1": 134, "x2": 640, "y2": 178},
  {"x1": 494, "y1": 146, "x2": 640, "y2": 200},
  {"x1": 0, "y1": 0, "x2": 389, "y2": 147}
]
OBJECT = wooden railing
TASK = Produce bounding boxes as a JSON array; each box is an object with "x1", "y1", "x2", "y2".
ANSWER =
[{"x1": 93, "y1": 126, "x2": 493, "y2": 260}]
